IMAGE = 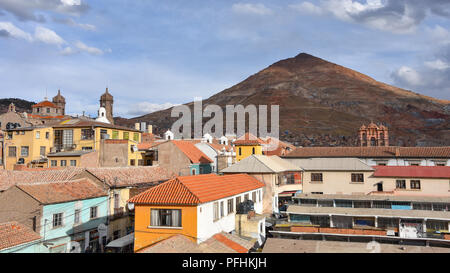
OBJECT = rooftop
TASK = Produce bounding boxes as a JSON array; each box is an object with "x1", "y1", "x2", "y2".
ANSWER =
[
  {"x1": 86, "y1": 166, "x2": 172, "y2": 188},
  {"x1": 373, "y1": 166, "x2": 450, "y2": 179},
  {"x1": 0, "y1": 222, "x2": 41, "y2": 251},
  {"x1": 172, "y1": 140, "x2": 213, "y2": 164},
  {"x1": 294, "y1": 193, "x2": 450, "y2": 203},
  {"x1": 128, "y1": 173, "x2": 264, "y2": 205},
  {"x1": 32, "y1": 100, "x2": 59, "y2": 108},
  {"x1": 233, "y1": 132, "x2": 264, "y2": 146},
  {"x1": 16, "y1": 178, "x2": 107, "y2": 204},
  {"x1": 285, "y1": 146, "x2": 450, "y2": 158},
  {"x1": 285, "y1": 157, "x2": 373, "y2": 171},
  {"x1": 221, "y1": 155, "x2": 301, "y2": 173},
  {"x1": 262, "y1": 238, "x2": 450, "y2": 253},
  {"x1": 47, "y1": 150, "x2": 94, "y2": 157}
]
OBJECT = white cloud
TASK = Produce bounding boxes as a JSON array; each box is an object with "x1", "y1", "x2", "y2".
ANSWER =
[
  {"x1": 75, "y1": 41, "x2": 103, "y2": 55},
  {"x1": 0, "y1": 21, "x2": 32, "y2": 41},
  {"x1": 127, "y1": 102, "x2": 178, "y2": 116},
  {"x1": 289, "y1": 2, "x2": 324, "y2": 15},
  {"x1": 232, "y1": 3, "x2": 272, "y2": 16},
  {"x1": 426, "y1": 25, "x2": 450, "y2": 44},
  {"x1": 425, "y1": 59, "x2": 450, "y2": 70},
  {"x1": 60, "y1": 46, "x2": 76, "y2": 56},
  {"x1": 392, "y1": 66, "x2": 422, "y2": 86},
  {"x1": 54, "y1": 17, "x2": 96, "y2": 31},
  {"x1": 34, "y1": 26, "x2": 66, "y2": 45}
]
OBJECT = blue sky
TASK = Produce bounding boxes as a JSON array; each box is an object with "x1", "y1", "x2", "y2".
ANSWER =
[{"x1": 0, "y1": 0, "x2": 449, "y2": 118}]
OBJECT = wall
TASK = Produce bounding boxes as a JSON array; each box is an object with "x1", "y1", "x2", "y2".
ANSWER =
[
  {"x1": 133, "y1": 204, "x2": 198, "y2": 252},
  {"x1": 156, "y1": 141, "x2": 192, "y2": 176},
  {"x1": 99, "y1": 139, "x2": 128, "y2": 167},
  {"x1": 236, "y1": 145, "x2": 262, "y2": 162},
  {"x1": 302, "y1": 170, "x2": 376, "y2": 195},
  {"x1": 196, "y1": 189, "x2": 263, "y2": 244},
  {"x1": 375, "y1": 177, "x2": 450, "y2": 197}
]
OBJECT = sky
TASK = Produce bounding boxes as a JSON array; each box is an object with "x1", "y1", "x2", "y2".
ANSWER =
[{"x1": 0, "y1": 0, "x2": 449, "y2": 118}]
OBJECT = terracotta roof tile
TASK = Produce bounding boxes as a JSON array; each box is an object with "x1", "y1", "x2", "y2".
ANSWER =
[
  {"x1": 172, "y1": 140, "x2": 213, "y2": 163},
  {"x1": 128, "y1": 174, "x2": 264, "y2": 205},
  {"x1": 16, "y1": 178, "x2": 107, "y2": 204},
  {"x1": 285, "y1": 146, "x2": 450, "y2": 158},
  {"x1": 0, "y1": 222, "x2": 41, "y2": 251},
  {"x1": 234, "y1": 133, "x2": 264, "y2": 146},
  {"x1": 87, "y1": 166, "x2": 173, "y2": 187},
  {"x1": 0, "y1": 167, "x2": 85, "y2": 191},
  {"x1": 32, "y1": 100, "x2": 59, "y2": 108},
  {"x1": 373, "y1": 166, "x2": 450, "y2": 179}
]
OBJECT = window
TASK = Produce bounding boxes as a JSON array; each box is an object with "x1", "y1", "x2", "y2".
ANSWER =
[
  {"x1": 318, "y1": 200, "x2": 333, "y2": 207},
  {"x1": 427, "y1": 220, "x2": 449, "y2": 231},
  {"x1": 8, "y1": 146, "x2": 16, "y2": 157},
  {"x1": 133, "y1": 133, "x2": 139, "y2": 142},
  {"x1": 81, "y1": 129, "x2": 94, "y2": 140},
  {"x1": 311, "y1": 173, "x2": 323, "y2": 182},
  {"x1": 351, "y1": 173, "x2": 364, "y2": 183},
  {"x1": 40, "y1": 146, "x2": 46, "y2": 157},
  {"x1": 235, "y1": 196, "x2": 241, "y2": 211},
  {"x1": 378, "y1": 218, "x2": 399, "y2": 229},
  {"x1": 354, "y1": 201, "x2": 371, "y2": 208},
  {"x1": 252, "y1": 147, "x2": 255, "y2": 154},
  {"x1": 130, "y1": 159, "x2": 135, "y2": 166},
  {"x1": 112, "y1": 130, "x2": 119, "y2": 139},
  {"x1": 244, "y1": 194, "x2": 249, "y2": 201},
  {"x1": 310, "y1": 216, "x2": 330, "y2": 227},
  {"x1": 70, "y1": 160, "x2": 77, "y2": 167},
  {"x1": 335, "y1": 200, "x2": 353, "y2": 208},
  {"x1": 299, "y1": 199, "x2": 317, "y2": 206},
  {"x1": 213, "y1": 202, "x2": 219, "y2": 221},
  {"x1": 45, "y1": 132, "x2": 50, "y2": 139},
  {"x1": 123, "y1": 132, "x2": 129, "y2": 140},
  {"x1": 90, "y1": 206, "x2": 98, "y2": 219},
  {"x1": 412, "y1": 202, "x2": 432, "y2": 211},
  {"x1": 74, "y1": 209, "x2": 81, "y2": 225},
  {"x1": 54, "y1": 129, "x2": 73, "y2": 149},
  {"x1": 82, "y1": 146, "x2": 93, "y2": 151},
  {"x1": 138, "y1": 159, "x2": 144, "y2": 166},
  {"x1": 410, "y1": 180, "x2": 421, "y2": 189},
  {"x1": 238, "y1": 147, "x2": 242, "y2": 156},
  {"x1": 227, "y1": 199, "x2": 234, "y2": 214},
  {"x1": 53, "y1": 213, "x2": 63, "y2": 228},
  {"x1": 150, "y1": 209, "x2": 182, "y2": 227},
  {"x1": 36, "y1": 131, "x2": 40, "y2": 139},
  {"x1": 220, "y1": 201, "x2": 224, "y2": 218},
  {"x1": 46, "y1": 108, "x2": 50, "y2": 113},
  {"x1": 21, "y1": 146, "x2": 29, "y2": 157},
  {"x1": 373, "y1": 201, "x2": 391, "y2": 209},
  {"x1": 114, "y1": 194, "x2": 120, "y2": 209},
  {"x1": 60, "y1": 160, "x2": 67, "y2": 167},
  {"x1": 51, "y1": 160, "x2": 57, "y2": 167},
  {"x1": 252, "y1": 191, "x2": 256, "y2": 202},
  {"x1": 432, "y1": 203, "x2": 448, "y2": 211},
  {"x1": 396, "y1": 180, "x2": 406, "y2": 189},
  {"x1": 192, "y1": 168, "x2": 196, "y2": 175},
  {"x1": 113, "y1": 230, "x2": 121, "y2": 240}
]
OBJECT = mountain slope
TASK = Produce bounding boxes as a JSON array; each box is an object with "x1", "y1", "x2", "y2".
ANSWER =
[
  {"x1": 120, "y1": 53, "x2": 450, "y2": 146},
  {"x1": 0, "y1": 98, "x2": 35, "y2": 114}
]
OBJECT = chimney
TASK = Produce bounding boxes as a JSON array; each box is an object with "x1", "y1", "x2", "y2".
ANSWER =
[
  {"x1": 147, "y1": 125, "x2": 153, "y2": 134},
  {"x1": 135, "y1": 123, "x2": 140, "y2": 131},
  {"x1": 140, "y1": 122, "x2": 146, "y2": 132}
]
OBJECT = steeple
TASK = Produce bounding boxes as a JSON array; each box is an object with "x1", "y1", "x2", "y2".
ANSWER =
[
  {"x1": 52, "y1": 89, "x2": 66, "y2": 115},
  {"x1": 100, "y1": 87, "x2": 114, "y2": 124}
]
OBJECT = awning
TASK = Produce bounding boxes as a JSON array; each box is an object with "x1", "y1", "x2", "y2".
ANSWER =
[
  {"x1": 278, "y1": 191, "x2": 298, "y2": 197},
  {"x1": 106, "y1": 233, "x2": 134, "y2": 248}
]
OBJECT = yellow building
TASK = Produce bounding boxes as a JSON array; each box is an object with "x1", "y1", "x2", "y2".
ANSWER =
[
  {"x1": 3, "y1": 119, "x2": 143, "y2": 170},
  {"x1": 234, "y1": 133, "x2": 263, "y2": 162}
]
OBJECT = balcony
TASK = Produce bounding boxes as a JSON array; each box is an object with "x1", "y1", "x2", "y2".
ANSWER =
[{"x1": 109, "y1": 207, "x2": 127, "y2": 221}]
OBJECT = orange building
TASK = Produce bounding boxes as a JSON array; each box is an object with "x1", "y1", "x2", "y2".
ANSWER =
[{"x1": 128, "y1": 174, "x2": 264, "y2": 252}]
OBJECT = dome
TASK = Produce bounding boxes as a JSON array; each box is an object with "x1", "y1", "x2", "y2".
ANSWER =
[
  {"x1": 52, "y1": 89, "x2": 65, "y2": 103},
  {"x1": 100, "y1": 87, "x2": 113, "y2": 101}
]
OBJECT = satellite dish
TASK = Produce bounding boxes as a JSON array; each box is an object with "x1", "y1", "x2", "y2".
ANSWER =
[{"x1": 131, "y1": 145, "x2": 138, "y2": 153}]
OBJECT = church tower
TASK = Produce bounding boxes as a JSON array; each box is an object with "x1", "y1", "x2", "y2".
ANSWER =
[
  {"x1": 52, "y1": 89, "x2": 66, "y2": 115},
  {"x1": 358, "y1": 122, "x2": 389, "y2": 147},
  {"x1": 100, "y1": 87, "x2": 114, "y2": 124}
]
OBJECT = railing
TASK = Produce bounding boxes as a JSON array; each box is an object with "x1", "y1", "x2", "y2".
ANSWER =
[{"x1": 109, "y1": 207, "x2": 127, "y2": 221}]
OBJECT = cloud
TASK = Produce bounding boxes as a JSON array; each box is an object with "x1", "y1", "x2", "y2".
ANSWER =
[
  {"x1": 74, "y1": 41, "x2": 103, "y2": 55},
  {"x1": 391, "y1": 66, "x2": 422, "y2": 86},
  {"x1": 232, "y1": 3, "x2": 272, "y2": 16},
  {"x1": 292, "y1": 0, "x2": 450, "y2": 34},
  {"x1": 34, "y1": 26, "x2": 66, "y2": 45},
  {"x1": 425, "y1": 59, "x2": 450, "y2": 70},
  {"x1": 127, "y1": 102, "x2": 178, "y2": 116},
  {"x1": 0, "y1": 21, "x2": 32, "y2": 41},
  {"x1": 53, "y1": 17, "x2": 96, "y2": 31},
  {"x1": 0, "y1": 0, "x2": 89, "y2": 22}
]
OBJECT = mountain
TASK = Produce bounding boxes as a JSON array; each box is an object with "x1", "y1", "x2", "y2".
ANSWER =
[
  {"x1": 117, "y1": 53, "x2": 450, "y2": 146},
  {"x1": 0, "y1": 98, "x2": 35, "y2": 114}
]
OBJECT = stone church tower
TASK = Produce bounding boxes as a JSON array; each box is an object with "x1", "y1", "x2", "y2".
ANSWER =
[
  {"x1": 358, "y1": 122, "x2": 389, "y2": 147},
  {"x1": 100, "y1": 88, "x2": 114, "y2": 124},
  {"x1": 52, "y1": 89, "x2": 66, "y2": 115}
]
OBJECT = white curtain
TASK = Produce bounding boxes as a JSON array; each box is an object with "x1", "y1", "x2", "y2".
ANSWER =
[
  {"x1": 151, "y1": 209, "x2": 160, "y2": 226},
  {"x1": 171, "y1": 210, "x2": 181, "y2": 227}
]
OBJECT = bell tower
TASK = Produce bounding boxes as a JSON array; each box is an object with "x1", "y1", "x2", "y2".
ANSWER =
[
  {"x1": 52, "y1": 89, "x2": 66, "y2": 115},
  {"x1": 100, "y1": 87, "x2": 114, "y2": 124}
]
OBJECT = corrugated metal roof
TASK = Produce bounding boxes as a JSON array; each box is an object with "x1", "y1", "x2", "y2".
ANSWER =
[
  {"x1": 221, "y1": 155, "x2": 302, "y2": 173},
  {"x1": 285, "y1": 158, "x2": 373, "y2": 171}
]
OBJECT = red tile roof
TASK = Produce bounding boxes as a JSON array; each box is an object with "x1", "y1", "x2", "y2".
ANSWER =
[
  {"x1": 172, "y1": 140, "x2": 213, "y2": 164},
  {"x1": 285, "y1": 146, "x2": 450, "y2": 158},
  {"x1": 32, "y1": 100, "x2": 59, "y2": 108},
  {"x1": 87, "y1": 166, "x2": 173, "y2": 187},
  {"x1": 128, "y1": 174, "x2": 264, "y2": 205},
  {"x1": 16, "y1": 178, "x2": 107, "y2": 204},
  {"x1": 0, "y1": 167, "x2": 85, "y2": 191},
  {"x1": 373, "y1": 166, "x2": 450, "y2": 179},
  {"x1": 211, "y1": 233, "x2": 249, "y2": 253},
  {"x1": 0, "y1": 222, "x2": 41, "y2": 251},
  {"x1": 234, "y1": 133, "x2": 264, "y2": 146}
]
